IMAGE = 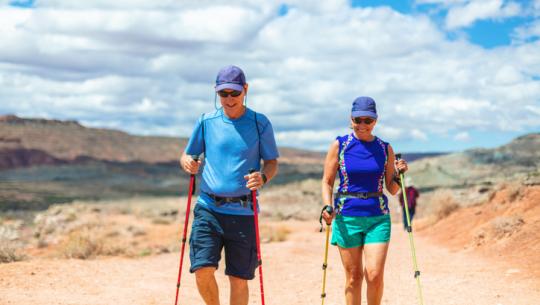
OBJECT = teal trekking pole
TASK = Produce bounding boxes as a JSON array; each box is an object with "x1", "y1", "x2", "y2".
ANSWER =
[{"x1": 396, "y1": 153, "x2": 425, "y2": 305}]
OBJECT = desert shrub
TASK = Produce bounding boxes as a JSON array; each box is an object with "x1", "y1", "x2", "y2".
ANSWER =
[
  {"x1": 260, "y1": 225, "x2": 291, "y2": 243},
  {"x1": 428, "y1": 189, "x2": 460, "y2": 221},
  {"x1": 0, "y1": 239, "x2": 26, "y2": 263},
  {"x1": 490, "y1": 216, "x2": 524, "y2": 239},
  {"x1": 0, "y1": 225, "x2": 26, "y2": 263},
  {"x1": 60, "y1": 228, "x2": 103, "y2": 259}
]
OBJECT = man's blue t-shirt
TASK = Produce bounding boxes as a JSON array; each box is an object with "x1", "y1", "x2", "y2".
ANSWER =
[{"x1": 184, "y1": 107, "x2": 279, "y2": 215}]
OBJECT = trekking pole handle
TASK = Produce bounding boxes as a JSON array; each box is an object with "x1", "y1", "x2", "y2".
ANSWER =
[
  {"x1": 190, "y1": 156, "x2": 199, "y2": 195},
  {"x1": 319, "y1": 205, "x2": 334, "y2": 232},
  {"x1": 395, "y1": 153, "x2": 405, "y2": 175},
  {"x1": 325, "y1": 205, "x2": 333, "y2": 214}
]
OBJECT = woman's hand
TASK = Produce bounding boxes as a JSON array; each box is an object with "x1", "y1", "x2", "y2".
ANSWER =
[
  {"x1": 394, "y1": 159, "x2": 408, "y2": 174},
  {"x1": 322, "y1": 206, "x2": 335, "y2": 225}
]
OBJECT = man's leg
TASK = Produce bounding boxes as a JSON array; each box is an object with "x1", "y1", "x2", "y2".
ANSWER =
[
  {"x1": 402, "y1": 207, "x2": 408, "y2": 229},
  {"x1": 195, "y1": 267, "x2": 220, "y2": 305},
  {"x1": 409, "y1": 207, "x2": 415, "y2": 225},
  {"x1": 189, "y1": 205, "x2": 224, "y2": 305},
  {"x1": 222, "y1": 214, "x2": 257, "y2": 305},
  {"x1": 229, "y1": 275, "x2": 249, "y2": 305}
]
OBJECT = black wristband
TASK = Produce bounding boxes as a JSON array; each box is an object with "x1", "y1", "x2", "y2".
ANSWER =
[
  {"x1": 393, "y1": 173, "x2": 401, "y2": 184},
  {"x1": 261, "y1": 173, "x2": 268, "y2": 184}
]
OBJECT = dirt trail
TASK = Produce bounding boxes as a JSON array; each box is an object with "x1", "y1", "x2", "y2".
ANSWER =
[{"x1": 1, "y1": 222, "x2": 539, "y2": 305}]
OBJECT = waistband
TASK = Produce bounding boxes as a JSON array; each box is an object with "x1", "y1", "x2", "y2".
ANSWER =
[
  {"x1": 204, "y1": 192, "x2": 252, "y2": 208},
  {"x1": 334, "y1": 192, "x2": 383, "y2": 199}
]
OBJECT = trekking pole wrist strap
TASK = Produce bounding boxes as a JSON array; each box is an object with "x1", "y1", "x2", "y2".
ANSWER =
[
  {"x1": 393, "y1": 173, "x2": 401, "y2": 184},
  {"x1": 319, "y1": 205, "x2": 333, "y2": 232}
]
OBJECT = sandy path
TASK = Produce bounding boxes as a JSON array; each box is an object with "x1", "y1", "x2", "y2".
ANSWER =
[{"x1": 1, "y1": 222, "x2": 539, "y2": 305}]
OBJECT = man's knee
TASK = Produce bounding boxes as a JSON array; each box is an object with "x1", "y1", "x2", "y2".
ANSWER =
[
  {"x1": 195, "y1": 267, "x2": 217, "y2": 282},
  {"x1": 229, "y1": 275, "x2": 248, "y2": 288}
]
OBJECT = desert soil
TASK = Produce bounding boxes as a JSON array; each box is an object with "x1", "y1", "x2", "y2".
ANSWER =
[{"x1": 1, "y1": 220, "x2": 539, "y2": 305}]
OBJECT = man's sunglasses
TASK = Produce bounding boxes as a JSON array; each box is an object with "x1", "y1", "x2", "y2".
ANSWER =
[
  {"x1": 352, "y1": 117, "x2": 375, "y2": 125},
  {"x1": 218, "y1": 90, "x2": 242, "y2": 98}
]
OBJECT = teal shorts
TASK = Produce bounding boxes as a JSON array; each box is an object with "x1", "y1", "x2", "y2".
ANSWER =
[{"x1": 331, "y1": 214, "x2": 391, "y2": 248}]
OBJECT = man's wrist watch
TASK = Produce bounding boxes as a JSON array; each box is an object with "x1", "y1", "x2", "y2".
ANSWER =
[{"x1": 261, "y1": 173, "x2": 268, "y2": 184}]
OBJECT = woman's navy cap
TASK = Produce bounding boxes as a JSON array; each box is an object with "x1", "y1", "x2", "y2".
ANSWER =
[
  {"x1": 215, "y1": 65, "x2": 246, "y2": 92},
  {"x1": 351, "y1": 96, "x2": 377, "y2": 119}
]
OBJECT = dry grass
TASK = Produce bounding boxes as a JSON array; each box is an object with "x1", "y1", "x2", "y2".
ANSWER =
[
  {"x1": 260, "y1": 224, "x2": 291, "y2": 243},
  {"x1": 0, "y1": 240, "x2": 26, "y2": 263},
  {"x1": 473, "y1": 215, "x2": 525, "y2": 246},
  {"x1": 428, "y1": 189, "x2": 460, "y2": 221},
  {"x1": 0, "y1": 225, "x2": 26, "y2": 263},
  {"x1": 60, "y1": 227, "x2": 104, "y2": 259},
  {"x1": 490, "y1": 215, "x2": 525, "y2": 238}
]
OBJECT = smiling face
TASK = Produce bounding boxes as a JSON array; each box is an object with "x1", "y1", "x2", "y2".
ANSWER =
[
  {"x1": 218, "y1": 84, "x2": 248, "y2": 119},
  {"x1": 351, "y1": 116, "x2": 377, "y2": 138}
]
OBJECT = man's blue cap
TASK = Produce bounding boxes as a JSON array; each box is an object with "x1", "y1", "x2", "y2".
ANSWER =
[
  {"x1": 215, "y1": 65, "x2": 246, "y2": 92},
  {"x1": 351, "y1": 96, "x2": 377, "y2": 119}
]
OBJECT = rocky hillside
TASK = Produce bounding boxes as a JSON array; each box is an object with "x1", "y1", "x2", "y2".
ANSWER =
[
  {"x1": 0, "y1": 115, "x2": 185, "y2": 168},
  {"x1": 0, "y1": 115, "x2": 324, "y2": 170},
  {"x1": 407, "y1": 133, "x2": 540, "y2": 190},
  {"x1": 0, "y1": 115, "x2": 325, "y2": 210}
]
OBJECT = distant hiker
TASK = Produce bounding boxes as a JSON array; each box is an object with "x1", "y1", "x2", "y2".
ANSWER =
[
  {"x1": 321, "y1": 96, "x2": 408, "y2": 305},
  {"x1": 398, "y1": 177, "x2": 420, "y2": 230},
  {"x1": 180, "y1": 65, "x2": 279, "y2": 305}
]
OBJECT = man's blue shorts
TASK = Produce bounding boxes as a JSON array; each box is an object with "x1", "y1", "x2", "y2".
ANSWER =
[{"x1": 189, "y1": 204, "x2": 258, "y2": 280}]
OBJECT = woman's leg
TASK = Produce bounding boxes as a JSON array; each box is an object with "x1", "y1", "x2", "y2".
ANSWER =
[
  {"x1": 338, "y1": 246, "x2": 364, "y2": 305},
  {"x1": 363, "y1": 242, "x2": 389, "y2": 305}
]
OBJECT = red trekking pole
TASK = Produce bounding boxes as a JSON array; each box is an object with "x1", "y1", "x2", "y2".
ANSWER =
[
  {"x1": 249, "y1": 169, "x2": 266, "y2": 305},
  {"x1": 174, "y1": 156, "x2": 198, "y2": 305}
]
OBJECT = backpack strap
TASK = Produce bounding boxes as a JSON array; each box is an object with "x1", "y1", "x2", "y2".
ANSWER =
[
  {"x1": 200, "y1": 110, "x2": 261, "y2": 160},
  {"x1": 254, "y1": 111, "x2": 261, "y2": 160},
  {"x1": 201, "y1": 113, "x2": 206, "y2": 156}
]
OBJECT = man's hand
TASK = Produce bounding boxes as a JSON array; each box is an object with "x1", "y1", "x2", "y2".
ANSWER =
[
  {"x1": 244, "y1": 171, "x2": 265, "y2": 191},
  {"x1": 181, "y1": 154, "x2": 201, "y2": 175}
]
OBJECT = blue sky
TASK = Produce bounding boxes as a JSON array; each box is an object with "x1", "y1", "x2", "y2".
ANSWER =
[{"x1": 0, "y1": 0, "x2": 539, "y2": 153}]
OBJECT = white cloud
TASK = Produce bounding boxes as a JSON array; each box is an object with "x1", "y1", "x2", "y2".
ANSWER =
[
  {"x1": 454, "y1": 131, "x2": 471, "y2": 141},
  {"x1": 0, "y1": 1, "x2": 539, "y2": 152},
  {"x1": 513, "y1": 19, "x2": 540, "y2": 43},
  {"x1": 445, "y1": 0, "x2": 522, "y2": 30}
]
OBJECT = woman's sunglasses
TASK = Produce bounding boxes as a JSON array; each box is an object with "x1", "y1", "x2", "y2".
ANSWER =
[
  {"x1": 352, "y1": 117, "x2": 375, "y2": 125},
  {"x1": 218, "y1": 90, "x2": 242, "y2": 98}
]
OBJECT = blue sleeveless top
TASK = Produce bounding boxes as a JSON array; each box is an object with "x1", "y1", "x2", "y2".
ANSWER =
[{"x1": 334, "y1": 134, "x2": 389, "y2": 217}]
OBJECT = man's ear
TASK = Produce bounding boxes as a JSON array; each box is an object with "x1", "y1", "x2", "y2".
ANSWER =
[{"x1": 244, "y1": 83, "x2": 249, "y2": 94}]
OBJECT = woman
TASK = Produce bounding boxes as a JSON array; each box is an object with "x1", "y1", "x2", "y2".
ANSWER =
[{"x1": 321, "y1": 96, "x2": 408, "y2": 305}]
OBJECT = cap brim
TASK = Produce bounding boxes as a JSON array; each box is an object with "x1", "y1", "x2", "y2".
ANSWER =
[
  {"x1": 351, "y1": 111, "x2": 377, "y2": 119},
  {"x1": 215, "y1": 83, "x2": 244, "y2": 92}
]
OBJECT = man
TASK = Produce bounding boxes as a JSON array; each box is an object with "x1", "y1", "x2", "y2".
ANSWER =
[
  {"x1": 398, "y1": 177, "x2": 420, "y2": 230},
  {"x1": 180, "y1": 65, "x2": 279, "y2": 305}
]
